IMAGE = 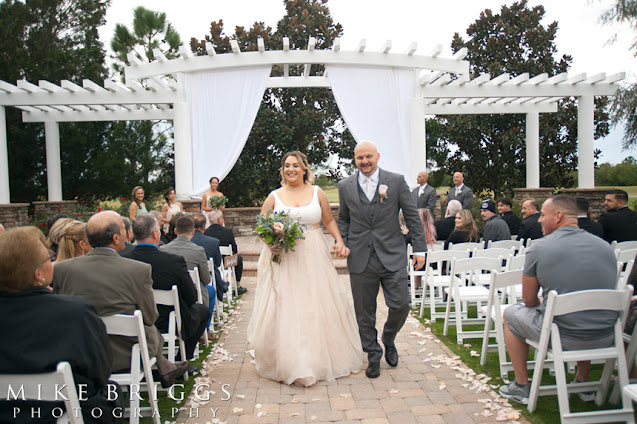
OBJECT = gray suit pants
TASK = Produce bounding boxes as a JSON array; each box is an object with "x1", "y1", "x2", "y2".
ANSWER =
[{"x1": 350, "y1": 250, "x2": 410, "y2": 363}]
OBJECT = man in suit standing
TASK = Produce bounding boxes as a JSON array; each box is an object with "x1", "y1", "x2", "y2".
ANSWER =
[
  {"x1": 52, "y1": 210, "x2": 188, "y2": 387},
  {"x1": 161, "y1": 215, "x2": 216, "y2": 335},
  {"x1": 497, "y1": 197, "x2": 521, "y2": 236},
  {"x1": 575, "y1": 197, "x2": 603, "y2": 238},
  {"x1": 338, "y1": 140, "x2": 426, "y2": 379},
  {"x1": 599, "y1": 188, "x2": 637, "y2": 243},
  {"x1": 517, "y1": 198, "x2": 543, "y2": 244},
  {"x1": 434, "y1": 199, "x2": 461, "y2": 241},
  {"x1": 446, "y1": 172, "x2": 474, "y2": 209},
  {"x1": 204, "y1": 210, "x2": 247, "y2": 294},
  {"x1": 412, "y1": 171, "x2": 437, "y2": 216},
  {"x1": 124, "y1": 214, "x2": 210, "y2": 361}
]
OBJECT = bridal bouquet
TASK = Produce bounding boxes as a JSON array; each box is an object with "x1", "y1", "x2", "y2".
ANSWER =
[
  {"x1": 208, "y1": 195, "x2": 228, "y2": 209},
  {"x1": 255, "y1": 211, "x2": 305, "y2": 264}
]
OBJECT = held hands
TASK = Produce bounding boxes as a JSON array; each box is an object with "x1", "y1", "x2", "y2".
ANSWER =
[
  {"x1": 333, "y1": 241, "x2": 350, "y2": 258},
  {"x1": 413, "y1": 254, "x2": 426, "y2": 270}
]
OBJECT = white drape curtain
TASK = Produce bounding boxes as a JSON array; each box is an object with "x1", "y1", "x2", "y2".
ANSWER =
[
  {"x1": 184, "y1": 66, "x2": 271, "y2": 195},
  {"x1": 326, "y1": 65, "x2": 415, "y2": 181}
]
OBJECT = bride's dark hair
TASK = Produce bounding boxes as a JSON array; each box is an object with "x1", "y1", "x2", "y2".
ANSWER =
[{"x1": 280, "y1": 151, "x2": 315, "y2": 186}]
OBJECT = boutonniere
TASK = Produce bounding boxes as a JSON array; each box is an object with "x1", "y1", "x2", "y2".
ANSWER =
[{"x1": 378, "y1": 184, "x2": 388, "y2": 203}]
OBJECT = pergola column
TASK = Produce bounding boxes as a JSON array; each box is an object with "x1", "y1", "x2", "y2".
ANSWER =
[
  {"x1": 410, "y1": 97, "x2": 426, "y2": 184},
  {"x1": 0, "y1": 106, "x2": 9, "y2": 203},
  {"x1": 577, "y1": 95, "x2": 595, "y2": 188},
  {"x1": 525, "y1": 112, "x2": 540, "y2": 188},
  {"x1": 173, "y1": 100, "x2": 193, "y2": 199},
  {"x1": 44, "y1": 121, "x2": 62, "y2": 201}
]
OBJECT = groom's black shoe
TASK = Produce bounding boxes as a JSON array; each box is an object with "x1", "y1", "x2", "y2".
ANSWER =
[
  {"x1": 366, "y1": 361, "x2": 381, "y2": 378},
  {"x1": 385, "y1": 344, "x2": 398, "y2": 367}
]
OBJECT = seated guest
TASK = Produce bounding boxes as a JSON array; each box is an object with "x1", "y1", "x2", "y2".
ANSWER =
[
  {"x1": 517, "y1": 198, "x2": 543, "y2": 244},
  {"x1": 45, "y1": 213, "x2": 68, "y2": 253},
  {"x1": 575, "y1": 197, "x2": 603, "y2": 238},
  {"x1": 402, "y1": 208, "x2": 437, "y2": 250},
  {"x1": 481, "y1": 199, "x2": 511, "y2": 244},
  {"x1": 0, "y1": 226, "x2": 122, "y2": 423},
  {"x1": 599, "y1": 188, "x2": 637, "y2": 243},
  {"x1": 434, "y1": 199, "x2": 462, "y2": 241},
  {"x1": 204, "y1": 209, "x2": 248, "y2": 294},
  {"x1": 47, "y1": 218, "x2": 92, "y2": 263},
  {"x1": 53, "y1": 211, "x2": 188, "y2": 387},
  {"x1": 118, "y1": 216, "x2": 135, "y2": 256},
  {"x1": 445, "y1": 209, "x2": 480, "y2": 249},
  {"x1": 161, "y1": 215, "x2": 216, "y2": 337},
  {"x1": 124, "y1": 214, "x2": 210, "y2": 360},
  {"x1": 499, "y1": 195, "x2": 618, "y2": 405},
  {"x1": 497, "y1": 197, "x2": 521, "y2": 235}
]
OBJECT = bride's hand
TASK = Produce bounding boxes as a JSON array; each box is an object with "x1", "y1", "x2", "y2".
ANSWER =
[{"x1": 332, "y1": 241, "x2": 350, "y2": 258}]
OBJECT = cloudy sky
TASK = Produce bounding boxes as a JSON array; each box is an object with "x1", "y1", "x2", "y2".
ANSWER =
[{"x1": 99, "y1": 0, "x2": 637, "y2": 164}]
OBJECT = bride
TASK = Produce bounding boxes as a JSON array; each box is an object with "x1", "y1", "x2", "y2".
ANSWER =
[{"x1": 247, "y1": 151, "x2": 364, "y2": 386}]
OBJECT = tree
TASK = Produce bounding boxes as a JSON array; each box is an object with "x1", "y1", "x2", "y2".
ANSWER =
[
  {"x1": 595, "y1": 158, "x2": 637, "y2": 186},
  {"x1": 110, "y1": 6, "x2": 182, "y2": 78},
  {"x1": 107, "y1": 6, "x2": 181, "y2": 196},
  {"x1": 191, "y1": 0, "x2": 355, "y2": 206},
  {"x1": 0, "y1": 0, "x2": 111, "y2": 202},
  {"x1": 429, "y1": 1, "x2": 609, "y2": 197},
  {"x1": 601, "y1": 0, "x2": 637, "y2": 149}
]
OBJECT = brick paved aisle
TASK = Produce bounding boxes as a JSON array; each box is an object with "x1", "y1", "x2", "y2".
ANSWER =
[{"x1": 177, "y1": 237, "x2": 528, "y2": 424}]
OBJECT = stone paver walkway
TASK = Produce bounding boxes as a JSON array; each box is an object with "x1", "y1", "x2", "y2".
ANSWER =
[{"x1": 176, "y1": 237, "x2": 528, "y2": 424}]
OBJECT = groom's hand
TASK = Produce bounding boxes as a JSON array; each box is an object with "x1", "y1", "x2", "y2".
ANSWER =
[
  {"x1": 333, "y1": 242, "x2": 350, "y2": 258},
  {"x1": 413, "y1": 254, "x2": 426, "y2": 270}
]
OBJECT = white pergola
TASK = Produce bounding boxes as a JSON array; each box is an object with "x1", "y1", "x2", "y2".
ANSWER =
[{"x1": 0, "y1": 37, "x2": 624, "y2": 203}]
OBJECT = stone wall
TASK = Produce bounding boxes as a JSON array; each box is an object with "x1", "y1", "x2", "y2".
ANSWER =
[
  {"x1": 512, "y1": 188, "x2": 555, "y2": 205},
  {"x1": 32, "y1": 200, "x2": 78, "y2": 217},
  {"x1": 0, "y1": 203, "x2": 29, "y2": 228}
]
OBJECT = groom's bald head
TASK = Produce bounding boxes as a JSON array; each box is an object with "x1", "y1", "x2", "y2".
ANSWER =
[{"x1": 354, "y1": 141, "x2": 380, "y2": 177}]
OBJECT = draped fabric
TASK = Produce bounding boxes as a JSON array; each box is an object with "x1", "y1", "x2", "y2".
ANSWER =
[
  {"x1": 326, "y1": 65, "x2": 416, "y2": 181},
  {"x1": 184, "y1": 66, "x2": 271, "y2": 195}
]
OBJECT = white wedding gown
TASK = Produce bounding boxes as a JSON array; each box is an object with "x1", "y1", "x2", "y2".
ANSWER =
[{"x1": 247, "y1": 186, "x2": 363, "y2": 386}]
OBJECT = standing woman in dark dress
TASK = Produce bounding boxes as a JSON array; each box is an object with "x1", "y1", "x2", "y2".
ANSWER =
[{"x1": 445, "y1": 209, "x2": 480, "y2": 249}]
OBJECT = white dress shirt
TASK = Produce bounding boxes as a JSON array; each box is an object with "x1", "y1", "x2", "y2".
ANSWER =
[{"x1": 358, "y1": 168, "x2": 380, "y2": 202}]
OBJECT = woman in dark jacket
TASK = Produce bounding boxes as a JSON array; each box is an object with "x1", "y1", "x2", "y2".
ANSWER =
[{"x1": 445, "y1": 209, "x2": 480, "y2": 249}]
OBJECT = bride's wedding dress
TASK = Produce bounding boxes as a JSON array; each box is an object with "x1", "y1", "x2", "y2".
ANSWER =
[{"x1": 247, "y1": 186, "x2": 363, "y2": 386}]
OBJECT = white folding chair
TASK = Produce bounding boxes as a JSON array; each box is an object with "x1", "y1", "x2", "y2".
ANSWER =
[
  {"x1": 527, "y1": 288, "x2": 635, "y2": 424},
  {"x1": 418, "y1": 249, "x2": 470, "y2": 321},
  {"x1": 407, "y1": 244, "x2": 426, "y2": 307},
  {"x1": 208, "y1": 258, "x2": 224, "y2": 327},
  {"x1": 506, "y1": 253, "x2": 526, "y2": 271},
  {"x1": 443, "y1": 256, "x2": 501, "y2": 344},
  {"x1": 615, "y1": 241, "x2": 637, "y2": 253},
  {"x1": 486, "y1": 239, "x2": 523, "y2": 250},
  {"x1": 219, "y1": 245, "x2": 238, "y2": 296},
  {"x1": 448, "y1": 241, "x2": 484, "y2": 254},
  {"x1": 480, "y1": 269, "x2": 523, "y2": 377},
  {"x1": 100, "y1": 310, "x2": 161, "y2": 424},
  {"x1": 153, "y1": 286, "x2": 188, "y2": 378},
  {"x1": 0, "y1": 361, "x2": 84, "y2": 424},
  {"x1": 189, "y1": 267, "x2": 209, "y2": 350},
  {"x1": 473, "y1": 248, "x2": 513, "y2": 281}
]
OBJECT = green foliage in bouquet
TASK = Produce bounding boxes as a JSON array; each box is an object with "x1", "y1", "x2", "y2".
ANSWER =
[
  {"x1": 208, "y1": 195, "x2": 228, "y2": 209},
  {"x1": 255, "y1": 210, "x2": 305, "y2": 264}
]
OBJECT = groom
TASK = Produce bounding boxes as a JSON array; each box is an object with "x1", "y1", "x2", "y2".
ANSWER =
[{"x1": 338, "y1": 140, "x2": 427, "y2": 378}]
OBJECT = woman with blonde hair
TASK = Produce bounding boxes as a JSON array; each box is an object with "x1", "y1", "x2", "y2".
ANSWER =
[
  {"x1": 445, "y1": 209, "x2": 480, "y2": 249},
  {"x1": 128, "y1": 185, "x2": 148, "y2": 222},
  {"x1": 47, "y1": 218, "x2": 92, "y2": 263}
]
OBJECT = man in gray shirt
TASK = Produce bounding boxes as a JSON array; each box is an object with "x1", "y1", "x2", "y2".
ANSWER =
[
  {"x1": 499, "y1": 195, "x2": 618, "y2": 405},
  {"x1": 480, "y1": 199, "x2": 511, "y2": 244}
]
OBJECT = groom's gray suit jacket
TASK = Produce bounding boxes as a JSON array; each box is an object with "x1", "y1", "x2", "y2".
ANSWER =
[{"x1": 338, "y1": 168, "x2": 427, "y2": 274}]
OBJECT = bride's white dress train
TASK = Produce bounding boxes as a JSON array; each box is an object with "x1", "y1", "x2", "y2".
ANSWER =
[{"x1": 247, "y1": 186, "x2": 363, "y2": 386}]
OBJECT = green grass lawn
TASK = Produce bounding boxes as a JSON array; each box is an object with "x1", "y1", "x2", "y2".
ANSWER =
[{"x1": 416, "y1": 305, "x2": 635, "y2": 423}]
